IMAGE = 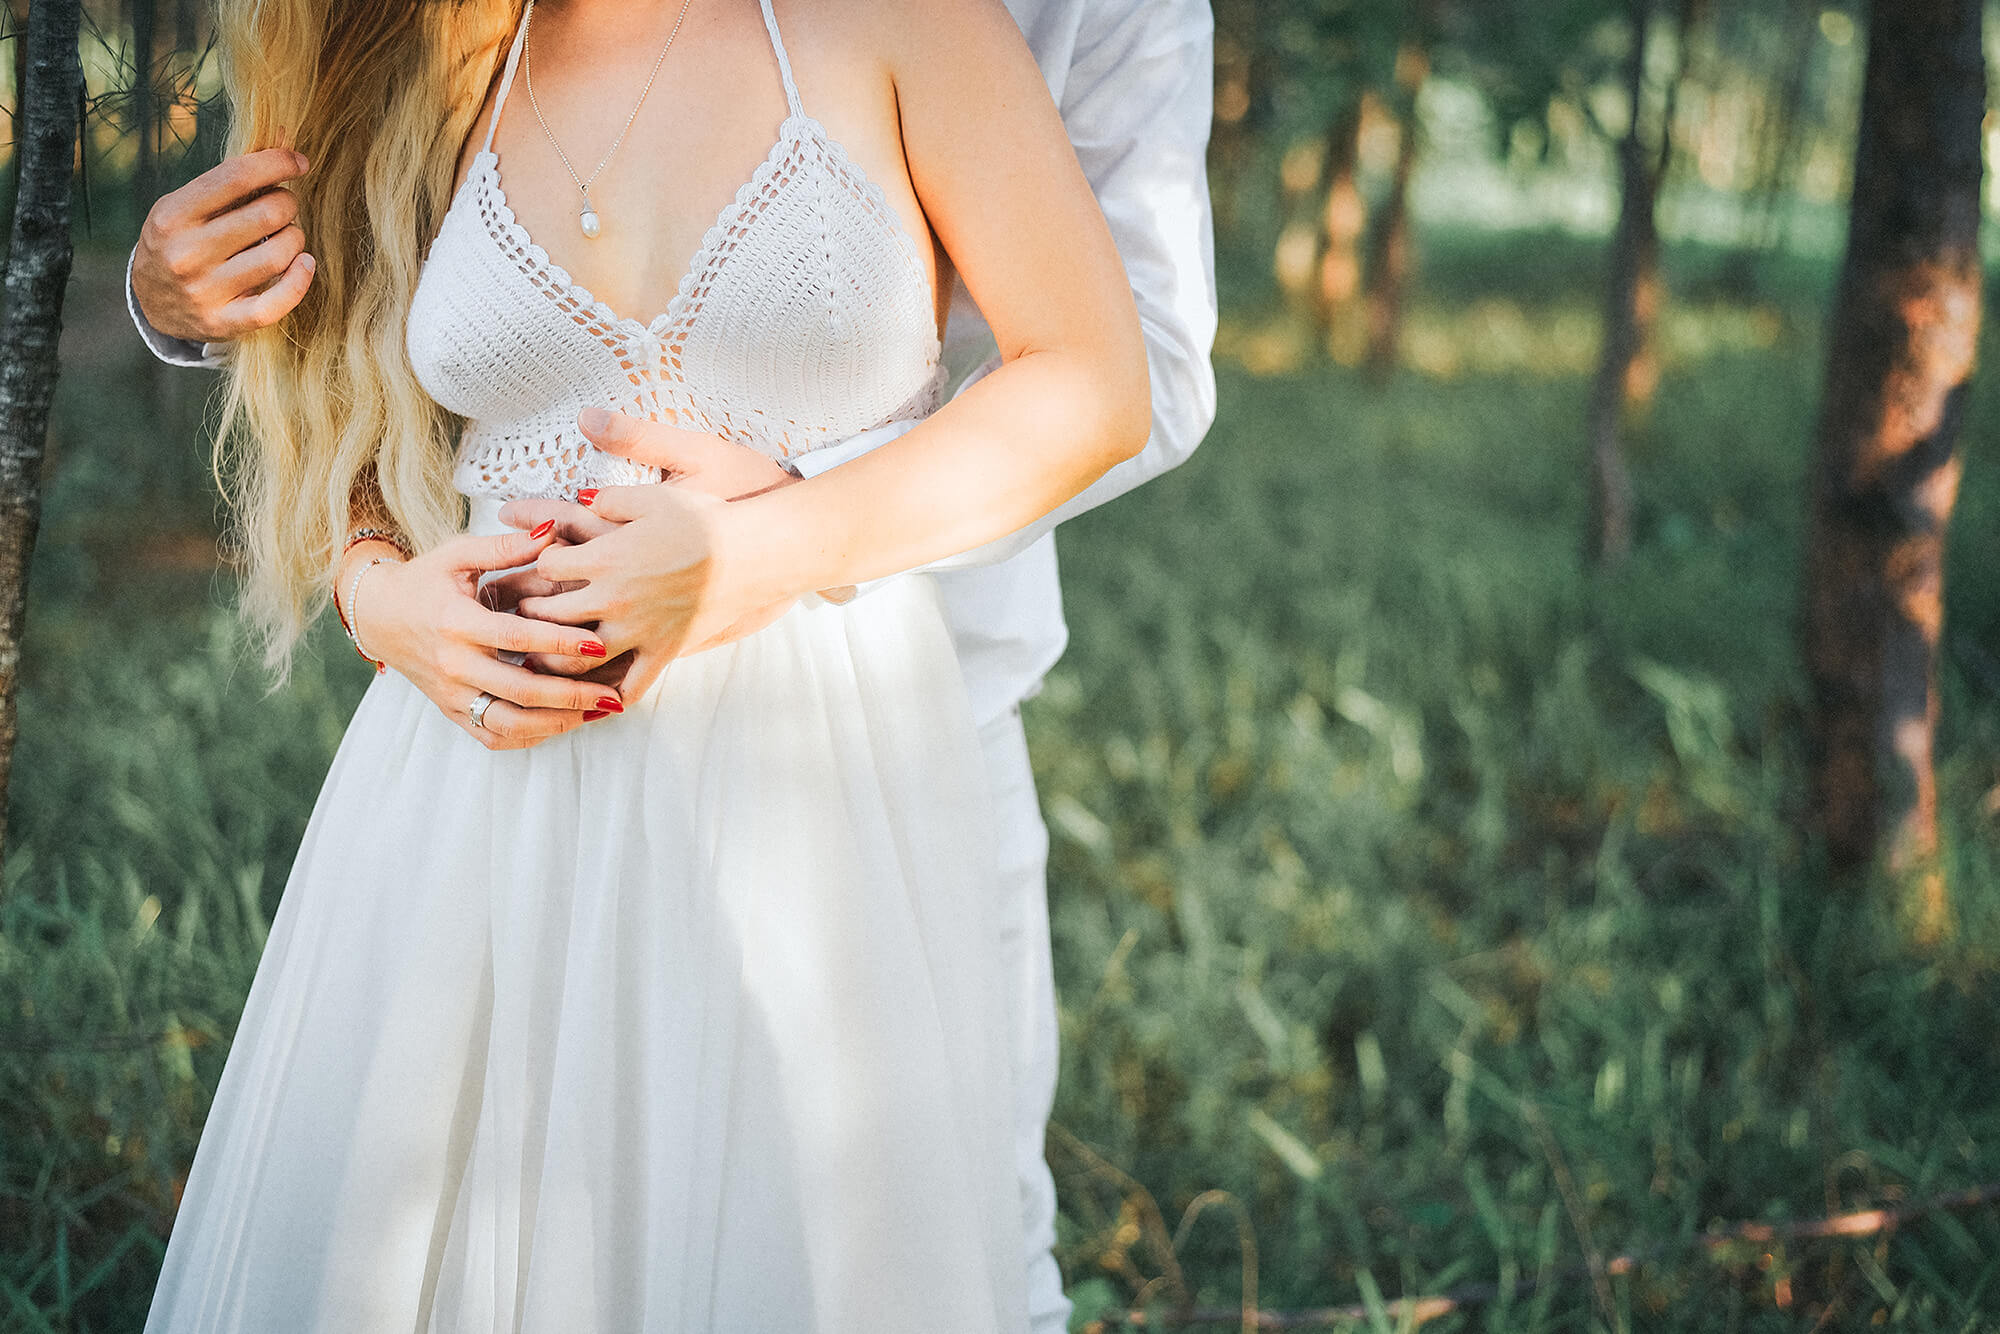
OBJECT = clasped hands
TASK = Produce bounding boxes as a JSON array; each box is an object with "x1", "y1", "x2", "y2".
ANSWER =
[
  {"x1": 434, "y1": 408, "x2": 824, "y2": 748},
  {"x1": 353, "y1": 406, "x2": 871, "y2": 751}
]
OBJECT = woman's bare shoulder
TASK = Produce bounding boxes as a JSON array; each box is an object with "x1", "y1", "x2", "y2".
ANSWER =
[{"x1": 821, "y1": 0, "x2": 1036, "y2": 82}]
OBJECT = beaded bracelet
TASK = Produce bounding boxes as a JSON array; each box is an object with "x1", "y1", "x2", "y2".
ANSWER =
[
  {"x1": 332, "y1": 528, "x2": 410, "y2": 669},
  {"x1": 337, "y1": 556, "x2": 397, "y2": 673},
  {"x1": 342, "y1": 526, "x2": 409, "y2": 559}
]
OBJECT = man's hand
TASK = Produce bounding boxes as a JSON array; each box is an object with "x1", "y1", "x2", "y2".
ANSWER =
[
  {"x1": 576, "y1": 405, "x2": 801, "y2": 500},
  {"x1": 134, "y1": 145, "x2": 316, "y2": 343}
]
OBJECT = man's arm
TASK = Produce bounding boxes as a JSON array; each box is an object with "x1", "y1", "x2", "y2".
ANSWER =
[{"x1": 791, "y1": 0, "x2": 1218, "y2": 569}]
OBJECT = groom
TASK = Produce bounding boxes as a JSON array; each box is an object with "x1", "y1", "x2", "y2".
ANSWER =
[{"x1": 128, "y1": 2, "x2": 1216, "y2": 1327}]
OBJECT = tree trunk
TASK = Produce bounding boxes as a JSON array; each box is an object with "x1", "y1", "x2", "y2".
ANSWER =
[
  {"x1": 3, "y1": 0, "x2": 30, "y2": 226},
  {"x1": 1363, "y1": 40, "x2": 1430, "y2": 381},
  {"x1": 1311, "y1": 95, "x2": 1367, "y2": 347},
  {"x1": 1623, "y1": 166, "x2": 1663, "y2": 409},
  {"x1": 1725, "y1": 0, "x2": 1817, "y2": 296},
  {"x1": 1800, "y1": 0, "x2": 1983, "y2": 945},
  {"x1": 1626, "y1": 0, "x2": 1699, "y2": 410},
  {"x1": 6, "y1": 2, "x2": 22, "y2": 143},
  {"x1": 0, "y1": 0, "x2": 81, "y2": 862},
  {"x1": 129, "y1": 0, "x2": 160, "y2": 215},
  {"x1": 1207, "y1": 0, "x2": 1271, "y2": 238},
  {"x1": 1583, "y1": 0, "x2": 1655, "y2": 566},
  {"x1": 128, "y1": 0, "x2": 167, "y2": 419}
]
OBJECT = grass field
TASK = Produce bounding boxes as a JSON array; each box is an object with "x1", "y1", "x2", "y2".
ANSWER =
[{"x1": 2, "y1": 225, "x2": 1998, "y2": 1331}]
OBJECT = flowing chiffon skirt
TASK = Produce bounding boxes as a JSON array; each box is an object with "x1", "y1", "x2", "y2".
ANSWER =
[{"x1": 141, "y1": 535, "x2": 1028, "y2": 1333}]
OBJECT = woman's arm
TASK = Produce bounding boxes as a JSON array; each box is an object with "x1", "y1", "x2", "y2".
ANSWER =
[
  {"x1": 521, "y1": 0, "x2": 1150, "y2": 687},
  {"x1": 725, "y1": 0, "x2": 1152, "y2": 586},
  {"x1": 786, "y1": 0, "x2": 1219, "y2": 570}
]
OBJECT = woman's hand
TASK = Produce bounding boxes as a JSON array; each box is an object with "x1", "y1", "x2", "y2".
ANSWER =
[
  {"x1": 492, "y1": 483, "x2": 790, "y2": 708},
  {"x1": 344, "y1": 528, "x2": 629, "y2": 750}
]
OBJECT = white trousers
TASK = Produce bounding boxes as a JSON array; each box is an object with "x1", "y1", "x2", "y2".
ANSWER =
[{"x1": 975, "y1": 705, "x2": 1067, "y2": 1334}]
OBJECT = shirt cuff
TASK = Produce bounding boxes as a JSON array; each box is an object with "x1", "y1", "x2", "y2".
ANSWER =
[
  {"x1": 786, "y1": 354, "x2": 1016, "y2": 602},
  {"x1": 125, "y1": 244, "x2": 233, "y2": 369},
  {"x1": 787, "y1": 414, "x2": 929, "y2": 480}
]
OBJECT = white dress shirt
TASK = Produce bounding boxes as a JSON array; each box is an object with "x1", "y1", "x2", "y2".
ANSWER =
[{"x1": 126, "y1": 0, "x2": 1218, "y2": 726}]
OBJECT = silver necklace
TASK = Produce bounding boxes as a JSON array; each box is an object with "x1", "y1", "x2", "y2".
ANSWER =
[{"x1": 522, "y1": 0, "x2": 697, "y2": 239}]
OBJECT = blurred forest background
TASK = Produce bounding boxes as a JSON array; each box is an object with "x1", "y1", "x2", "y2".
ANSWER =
[{"x1": 1, "y1": 0, "x2": 1998, "y2": 1329}]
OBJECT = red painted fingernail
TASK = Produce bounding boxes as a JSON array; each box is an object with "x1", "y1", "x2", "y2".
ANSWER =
[
  {"x1": 530, "y1": 519, "x2": 556, "y2": 540},
  {"x1": 595, "y1": 696, "x2": 624, "y2": 713},
  {"x1": 582, "y1": 709, "x2": 607, "y2": 721},
  {"x1": 577, "y1": 488, "x2": 599, "y2": 506},
  {"x1": 578, "y1": 639, "x2": 607, "y2": 658}
]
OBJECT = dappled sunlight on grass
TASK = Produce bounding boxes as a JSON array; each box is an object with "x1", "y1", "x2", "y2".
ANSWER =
[
  {"x1": 1219, "y1": 293, "x2": 1788, "y2": 382},
  {"x1": 1037, "y1": 312, "x2": 2000, "y2": 1318}
]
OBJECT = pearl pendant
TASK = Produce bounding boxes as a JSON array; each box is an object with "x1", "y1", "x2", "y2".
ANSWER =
[{"x1": 579, "y1": 206, "x2": 601, "y2": 239}]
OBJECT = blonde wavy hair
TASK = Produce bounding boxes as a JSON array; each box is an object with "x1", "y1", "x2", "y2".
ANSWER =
[{"x1": 210, "y1": 0, "x2": 519, "y2": 679}]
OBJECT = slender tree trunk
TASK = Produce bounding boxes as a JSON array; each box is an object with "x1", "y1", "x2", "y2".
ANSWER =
[
  {"x1": 1207, "y1": 0, "x2": 1271, "y2": 238},
  {"x1": 1363, "y1": 40, "x2": 1430, "y2": 381},
  {"x1": 6, "y1": 2, "x2": 22, "y2": 144},
  {"x1": 173, "y1": 0, "x2": 211, "y2": 173},
  {"x1": 1623, "y1": 166, "x2": 1663, "y2": 408},
  {"x1": 1311, "y1": 96, "x2": 1367, "y2": 345},
  {"x1": 1801, "y1": 0, "x2": 1983, "y2": 944},
  {"x1": 187, "y1": 0, "x2": 221, "y2": 175},
  {"x1": 1583, "y1": 0, "x2": 1654, "y2": 566},
  {"x1": 128, "y1": 0, "x2": 167, "y2": 418},
  {"x1": 129, "y1": 0, "x2": 160, "y2": 214},
  {"x1": 1361, "y1": 121, "x2": 1413, "y2": 378},
  {"x1": 0, "y1": 0, "x2": 82, "y2": 861},
  {"x1": 1207, "y1": 11, "x2": 1247, "y2": 236},
  {"x1": 1625, "y1": 0, "x2": 1698, "y2": 410},
  {"x1": 1725, "y1": 0, "x2": 1817, "y2": 295},
  {"x1": 1586, "y1": 0, "x2": 1700, "y2": 561},
  {"x1": 3, "y1": 0, "x2": 30, "y2": 226}
]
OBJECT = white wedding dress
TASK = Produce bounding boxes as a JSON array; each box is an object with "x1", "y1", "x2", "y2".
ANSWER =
[{"x1": 142, "y1": 3, "x2": 1027, "y2": 1330}]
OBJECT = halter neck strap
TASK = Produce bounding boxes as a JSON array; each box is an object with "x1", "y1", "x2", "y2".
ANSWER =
[
  {"x1": 484, "y1": 0, "x2": 801, "y2": 157},
  {"x1": 758, "y1": 0, "x2": 806, "y2": 120},
  {"x1": 481, "y1": 2, "x2": 534, "y2": 156}
]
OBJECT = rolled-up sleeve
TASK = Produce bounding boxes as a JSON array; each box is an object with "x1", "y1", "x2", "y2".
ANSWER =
[{"x1": 125, "y1": 243, "x2": 233, "y2": 369}]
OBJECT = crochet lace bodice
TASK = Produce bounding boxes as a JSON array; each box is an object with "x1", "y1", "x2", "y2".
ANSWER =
[{"x1": 407, "y1": 0, "x2": 946, "y2": 500}]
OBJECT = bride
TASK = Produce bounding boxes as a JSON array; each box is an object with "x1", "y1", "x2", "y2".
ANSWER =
[{"x1": 138, "y1": 0, "x2": 1148, "y2": 1329}]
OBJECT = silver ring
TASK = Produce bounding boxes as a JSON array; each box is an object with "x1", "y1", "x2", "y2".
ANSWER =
[{"x1": 468, "y1": 691, "x2": 496, "y2": 730}]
